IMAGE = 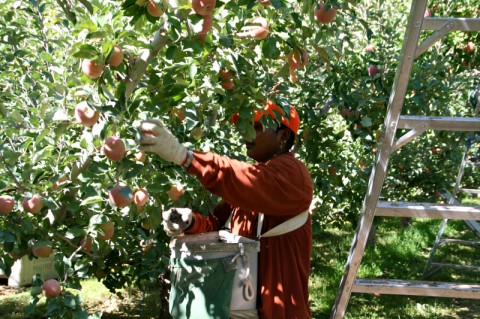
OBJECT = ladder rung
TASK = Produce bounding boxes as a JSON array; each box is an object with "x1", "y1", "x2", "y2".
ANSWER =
[
  {"x1": 397, "y1": 116, "x2": 480, "y2": 131},
  {"x1": 422, "y1": 18, "x2": 480, "y2": 32},
  {"x1": 430, "y1": 262, "x2": 480, "y2": 272},
  {"x1": 353, "y1": 279, "x2": 480, "y2": 298},
  {"x1": 376, "y1": 201, "x2": 480, "y2": 220},
  {"x1": 439, "y1": 238, "x2": 480, "y2": 247},
  {"x1": 466, "y1": 162, "x2": 480, "y2": 167},
  {"x1": 460, "y1": 188, "x2": 480, "y2": 194}
]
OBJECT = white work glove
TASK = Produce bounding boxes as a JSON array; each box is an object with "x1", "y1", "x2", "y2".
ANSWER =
[
  {"x1": 138, "y1": 119, "x2": 187, "y2": 166},
  {"x1": 162, "y1": 208, "x2": 194, "y2": 237}
]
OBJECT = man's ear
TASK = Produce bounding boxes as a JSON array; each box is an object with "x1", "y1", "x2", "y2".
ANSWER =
[{"x1": 281, "y1": 127, "x2": 291, "y2": 142}]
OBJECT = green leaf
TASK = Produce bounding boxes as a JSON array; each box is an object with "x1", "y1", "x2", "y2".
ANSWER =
[
  {"x1": 81, "y1": 196, "x2": 104, "y2": 206},
  {"x1": 71, "y1": 44, "x2": 101, "y2": 59},
  {"x1": 360, "y1": 116, "x2": 373, "y2": 128},
  {"x1": 188, "y1": 63, "x2": 198, "y2": 79},
  {"x1": 63, "y1": 293, "x2": 77, "y2": 309}
]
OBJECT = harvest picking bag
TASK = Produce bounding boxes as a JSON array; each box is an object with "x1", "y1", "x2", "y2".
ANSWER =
[{"x1": 168, "y1": 210, "x2": 309, "y2": 319}]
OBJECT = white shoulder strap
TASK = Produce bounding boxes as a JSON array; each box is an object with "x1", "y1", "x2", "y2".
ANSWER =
[{"x1": 258, "y1": 210, "x2": 309, "y2": 239}]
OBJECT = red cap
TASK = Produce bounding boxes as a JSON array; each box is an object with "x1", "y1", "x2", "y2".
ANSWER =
[{"x1": 232, "y1": 100, "x2": 300, "y2": 135}]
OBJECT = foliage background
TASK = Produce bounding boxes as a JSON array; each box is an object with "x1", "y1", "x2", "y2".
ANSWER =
[{"x1": 0, "y1": 0, "x2": 479, "y2": 317}]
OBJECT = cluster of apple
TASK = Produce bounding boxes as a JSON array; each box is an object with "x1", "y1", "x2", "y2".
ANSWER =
[
  {"x1": 219, "y1": 69, "x2": 235, "y2": 91},
  {"x1": 81, "y1": 44, "x2": 124, "y2": 80},
  {"x1": 0, "y1": 194, "x2": 43, "y2": 216},
  {"x1": 191, "y1": 0, "x2": 216, "y2": 43}
]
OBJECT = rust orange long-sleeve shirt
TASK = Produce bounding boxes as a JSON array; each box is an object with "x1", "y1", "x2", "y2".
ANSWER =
[{"x1": 184, "y1": 151, "x2": 313, "y2": 319}]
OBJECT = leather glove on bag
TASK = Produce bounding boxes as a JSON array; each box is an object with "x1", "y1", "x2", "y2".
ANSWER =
[
  {"x1": 138, "y1": 119, "x2": 187, "y2": 165},
  {"x1": 162, "y1": 208, "x2": 193, "y2": 237}
]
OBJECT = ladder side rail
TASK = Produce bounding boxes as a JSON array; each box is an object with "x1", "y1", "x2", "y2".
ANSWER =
[
  {"x1": 422, "y1": 218, "x2": 449, "y2": 278},
  {"x1": 330, "y1": 1, "x2": 428, "y2": 317},
  {"x1": 422, "y1": 146, "x2": 472, "y2": 278}
]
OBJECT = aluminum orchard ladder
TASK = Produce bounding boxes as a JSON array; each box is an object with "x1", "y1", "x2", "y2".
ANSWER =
[
  {"x1": 331, "y1": 0, "x2": 480, "y2": 318},
  {"x1": 422, "y1": 136, "x2": 480, "y2": 279}
]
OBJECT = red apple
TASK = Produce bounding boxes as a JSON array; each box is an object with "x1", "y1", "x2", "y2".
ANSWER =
[
  {"x1": 97, "y1": 220, "x2": 115, "y2": 241},
  {"x1": 42, "y1": 279, "x2": 61, "y2": 298},
  {"x1": 133, "y1": 150, "x2": 146, "y2": 162},
  {"x1": 0, "y1": 195, "x2": 14, "y2": 215},
  {"x1": 368, "y1": 64, "x2": 380, "y2": 77},
  {"x1": 109, "y1": 183, "x2": 133, "y2": 208},
  {"x1": 258, "y1": 0, "x2": 271, "y2": 5},
  {"x1": 192, "y1": 0, "x2": 216, "y2": 16},
  {"x1": 465, "y1": 41, "x2": 475, "y2": 53},
  {"x1": 147, "y1": 0, "x2": 167, "y2": 17},
  {"x1": 219, "y1": 69, "x2": 233, "y2": 81},
  {"x1": 22, "y1": 194, "x2": 43, "y2": 214},
  {"x1": 288, "y1": 48, "x2": 310, "y2": 70},
  {"x1": 249, "y1": 17, "x2": 269, "y2": 40},
  {"x1": 167, "y1": 184, "x2": 185, "y2": 201},
  {"x1": 108, "y1": 44, "x2": 124, "y2": 67},
  {"x1": 365, "y1": 44, "x2": 375, "y2": 52},
  {"x1": 80, "y1": 237, "x2": 92, "y2": 253},
  {"x1": 52, "y1": 175, "x2": 68, "y2": 190},
  {"x1": 74, "y1": 101, "x2": 100, "y2": 127},
  {"x1": 32, "y1": 245, "x2": 53, "y2": 258},
  {"x1": 133, "y1": 188, "x2": 149, "y2": 207},
  {"x1": 424, "y1": 7, "x2": 431, "y2": 18},
  {"x1": 101, "y1": 136, "x2": 126, "y2": 162},
  {"x1": 314, "y1": 3, "x2": 337, "y2": 24},
  {"x1": 221, "y1": 80, "x2": 235, "y2": 90},
  {"x1": 81, "y1": 59, "x2": 104, "y2": 79}
]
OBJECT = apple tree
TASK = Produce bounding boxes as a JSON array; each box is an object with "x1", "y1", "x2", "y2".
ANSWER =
[{"x1": 1, "y1": 0, "x2": 479, "y2": 317}]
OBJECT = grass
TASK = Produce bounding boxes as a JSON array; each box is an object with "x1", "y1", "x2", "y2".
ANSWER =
[
  {"x1": 1, "y1": 198, "x2": 480, "y2": 318},
  {"x1": 309, "y1": 195, "x2": 480, "y2": 319},
  {"x1": 0, "y1": 278, "x2": 163, "y2": 319}
]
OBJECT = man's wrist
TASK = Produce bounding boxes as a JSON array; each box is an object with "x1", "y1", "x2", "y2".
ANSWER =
[{"x1": 181, "y1": 149, "x2": 194, "y2": 170}]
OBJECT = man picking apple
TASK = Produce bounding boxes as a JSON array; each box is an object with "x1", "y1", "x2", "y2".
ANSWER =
[{"x1": 138, "y1": 101, "x2": 313, "y2": 319}]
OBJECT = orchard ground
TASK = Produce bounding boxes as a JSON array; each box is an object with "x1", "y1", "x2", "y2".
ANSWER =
[{"x1": 2, "y1": 211, "x2": 480, "y2": 318}]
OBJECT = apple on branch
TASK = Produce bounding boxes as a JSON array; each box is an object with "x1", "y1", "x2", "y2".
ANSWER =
[
  {"x1": 146, "y1": 0, "x2": 168, "y2": 18},
  {"x1": 42, "y1": 279, "x2": 61, "y2": 298},
  {"x1": 97, "y1": 219, "x2": 115, "y2": 241},
  {"x1": 23, "y1": 194, "x2": 43, "y2": 214},
  {"x1": 74, "y1": 101, "x2": 100, "y2": 127},
  {"x1": 133, "y1": 188, "x2": 149, "y2": 207},
  {"x1": 167, "y1": 184, "x2": 185, "y2": 201},
  {"x1": 314, "y1": 3, "x2": 337, "y2": 24},
  {"x1": 108, "y1": 44, "x2": 124, "y2": 67},
  {"x1": 81, "y1": 58, "x2": 104, "y2": 79},
  {"x1": 192, "y1": 0, "x2": 216, "y2": 16},
  {"x1": 0, "y1": 195, "x2": 15, "y2": 215},
  {"x1": 101, "y1": 136, "x2": 126, "y2": 162},
  {"x1": 236, "y1": 17, "x2": 269, "y2": 40},
  {"x1": 32, "y1": 244, "x2": 53, "y2": 258},
  {"x1": 109, "y1": 183, "x2": 134, "y2": 208}
]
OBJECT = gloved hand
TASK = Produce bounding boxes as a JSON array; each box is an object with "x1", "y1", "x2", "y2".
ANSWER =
[
  {"x1": 137, "y1": 119, "x2": 187, "y2": 166},
  {"x1": 162, "y1": 208, "x2": 194, "y2": 237}
]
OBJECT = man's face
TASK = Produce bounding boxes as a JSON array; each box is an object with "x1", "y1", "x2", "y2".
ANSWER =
[{"x1": 245, "y1": 122, "x2": 284, "y2": 163}]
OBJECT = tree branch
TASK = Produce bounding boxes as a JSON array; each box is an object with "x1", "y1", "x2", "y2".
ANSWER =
[
  {"x1": 125, "y1": 24, "x2": 170, "y2": 99},
  {"x1": 0, "y1": 154, "x2": 27, "y2": 193}
]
